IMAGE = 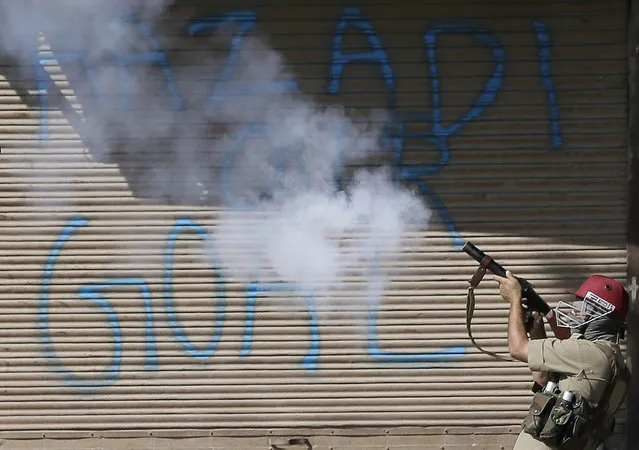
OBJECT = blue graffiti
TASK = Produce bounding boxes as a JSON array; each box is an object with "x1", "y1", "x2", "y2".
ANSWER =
[
  {"x1": 244, "y1": 282, "x2": 320, "y2": 371},
  {"x1": 411, "y1": 22, "x2": 506, "y2": 248},
  {"x1": 42, "y1": 216, "x2": 467, "y2": 389},
  {"x1": 365, "y1": 243, "x2": 466, "y2": 363},
  {"x1": 187, "y1": 11, "x2": 258, "y2": 113},
  {"x1": 327, "y1": 11, "x2": 564, "y2": 248},
  {"x1": 327, "y1": 7, "x2": 468, "y2": 361},
  {"x1": 40, "y1": 216, "x2": 161, "y2": 390},
  {"x1": 327, "y1": 7, "x2": 395, "y2": 193},
  {"x1": 424, "y1": 24, "x2": 505, "y2": 142},
  {"x1": 164, "y1": 217, "x2": 226, "y2": 360},
  {"x1": 413, "y1": 23, "x2": 505, "y2": 248},
  {"x1": 187, "y1": 11, "x2": 300, "y2": 113},
  {"x1": 78, "y1": 278, "x2": 158, "y2": 370},
  {"x1": 36, "y1": 14, "x2": 182, "y2": 140},
  {"x1": 35, "y1": 10, "x2": 564, "y2": 230},
  {"x1": 386, "y1": 22, "x2": 505, "y2": 359},
  {"x1": 188, "y1": 11, "x2": 300, "y2": 208},
  {"x1": 37, "y1": 9, "x2": 569, "y2": 387},
  {"x1": 533, "y1": 21, "x2": 563, "y2": 149},
  {"x1": 39, "y1": 216, "x2": 122, "y2": 391},
  {"x1": 117, "y1": 15, "x2": 183, "y2": 110},
  {"x1": 189, "y1": 12, "x2": 314, "y2": 201},
  {"x1": 328, "y1": 7, "x2": 396, "y2": 104},
  {"x1": 328, "y1": 6, "x2": 398, "y2": 161}
]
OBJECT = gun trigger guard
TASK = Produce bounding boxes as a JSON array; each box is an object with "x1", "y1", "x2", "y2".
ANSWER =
[{"x1": 469, "y1": 255, "x2": 493, "y2": 288}]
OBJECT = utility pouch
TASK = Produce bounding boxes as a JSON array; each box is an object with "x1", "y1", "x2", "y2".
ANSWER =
[
  {"x1": 538, "y1": 400, "x2": 574, "y2": 447},
  {"x1": 568, "y1": 398, "x2": 590, "y2": 440},
  {"x1": 535, "y1": 395, "x2": 592, "y2": 450},
  {"x1": 557, "y1": 398, "x2": 592, "y2": 450},
  {"x1": 522, "y1": 391, "x2": 557, "y2": 438}
]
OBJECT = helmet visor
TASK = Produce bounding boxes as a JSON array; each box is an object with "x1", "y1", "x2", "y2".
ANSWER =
[{"x1": 555, "y1": 290, "x2": 616, "y2": 329}]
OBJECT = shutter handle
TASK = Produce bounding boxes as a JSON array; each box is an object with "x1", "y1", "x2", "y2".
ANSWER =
[{"x1": 270, "y1": 437, "x2": 312, "y2": 449}]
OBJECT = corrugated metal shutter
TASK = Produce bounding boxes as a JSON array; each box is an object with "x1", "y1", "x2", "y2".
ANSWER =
[{"x1": 0, "y1": 0, "x2": 629, "y2": 446}]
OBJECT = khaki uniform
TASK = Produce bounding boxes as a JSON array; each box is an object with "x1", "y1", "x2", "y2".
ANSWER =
[{"x1": 513, "y1": 334, "x2": 625, "y2": 450}]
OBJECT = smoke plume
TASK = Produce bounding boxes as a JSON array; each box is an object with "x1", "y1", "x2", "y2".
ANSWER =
[{"x1": 0, "y1": 1, "x2": 432, "y2": 308}]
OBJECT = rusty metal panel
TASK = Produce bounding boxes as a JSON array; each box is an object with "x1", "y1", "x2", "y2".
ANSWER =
[{"x1": 0, "y1": 0, "x2": 629, "y2": 448}]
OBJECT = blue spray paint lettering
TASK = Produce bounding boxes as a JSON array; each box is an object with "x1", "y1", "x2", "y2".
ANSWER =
[
  {"x1": 78, "y1": 278, "x2": 158, "y2": 370},
  {"x1": 39, "y1": 216, "x2": 122, "y2": 391},
  {"x1": 117, "y1": 15, "x2": 183, "y2": 110},
  {"x1": 327, "y1": 9, "x2": 467, "y2": 359},
  {"x1": 412, "y1": 24, "x2": 505, "y2": 248},
  {"x1": 366, "y1": 249, "x2": 466, "y2": 363},
  {"x1": 188, "y1": 11, "x2": 298, "y2": 208},
  {"x1": 328, "y1": 7, "x2": 396, "y2": 104},
  {"x1": 243, "y1": 282, "x2": 320, "y2": 371},
  {"x1": 533, "y1": 21, "x2": 562, "y2": 149},
  {"x1": 37, "y1": 15, "x2": 183, "y2": 141},
  {"x1": 164, "y1": 217, "x2": 226, "y2": 361},
  {"x1": 423, "y1": 25, "x2": 505, "y2": 147},
  {"x1": 187, "y1": 11, "x2": 258, "y2": 113},
  {"x1": 187, "y1": 11, "x2": 297, "y2": 114},
  {"x1": 328, "y1": 5, "x2": 400, "y2": 177},
  {"x1": 327, "y1": 6, "x2": 397, "y2": 192},
  {"x1": 327, "y1": 8, "x2": 468, "y2": 248},
  {"x1": 41, "y1": 214, "x2": 467, "y2": 388},
  {"x1": 348, "y1": 21, "x2": 503, "y2": 361}
]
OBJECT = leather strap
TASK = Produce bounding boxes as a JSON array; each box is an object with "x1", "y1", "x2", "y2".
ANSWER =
[
  {"x1": 466, "y1": 255, "x2": 514, "y2": 361},
  {"x1": 469, "y1": 255, "x2": 493, "y2": 288}
]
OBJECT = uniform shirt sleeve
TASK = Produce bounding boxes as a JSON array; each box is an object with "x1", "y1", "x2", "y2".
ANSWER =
[{"x1": 527, "y1": 338, "x2": 587, "y2": 375}]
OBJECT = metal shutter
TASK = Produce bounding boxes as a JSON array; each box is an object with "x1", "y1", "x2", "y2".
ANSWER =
[{"x1": 0, "y1": 0, "x2": 629, "y2": 447}]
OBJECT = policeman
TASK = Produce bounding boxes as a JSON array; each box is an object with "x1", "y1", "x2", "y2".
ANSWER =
[{"x1": 494, "y1": 272, "x2": 630, "y2": 450}]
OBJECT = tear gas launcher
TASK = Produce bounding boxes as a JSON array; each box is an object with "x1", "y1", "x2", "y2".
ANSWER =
[{"x1": 461, "y1": 241, "x2": 551, "y2": 360}]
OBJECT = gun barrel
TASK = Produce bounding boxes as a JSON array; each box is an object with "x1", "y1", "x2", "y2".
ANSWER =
[
  {"x1": 461, "y1": 241, "x2": 485, "y2": 262},
  {"x1": 462, "y1": 241, "x2": 550, "y2": 315},
  {"x1": 462, "y1": 241, "x2": 507, "y2": 277}
]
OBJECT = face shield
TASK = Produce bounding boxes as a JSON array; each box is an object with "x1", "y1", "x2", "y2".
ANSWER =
[{"x1": 554, "y1": 290, "x2": 616, "y2": 329}]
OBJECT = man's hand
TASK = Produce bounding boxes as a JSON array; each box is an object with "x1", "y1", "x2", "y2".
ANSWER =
[
  {"x1": 528, "y1": 311, "x2": 547, "y2": 340},
  {"x1": 493, "y1": 270, "x2": 523, "y2": 306}
]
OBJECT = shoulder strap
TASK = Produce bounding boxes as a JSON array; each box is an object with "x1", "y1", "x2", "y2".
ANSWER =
[{"x1": 466, "y1": 256, "x2": 514, "y2": 362}]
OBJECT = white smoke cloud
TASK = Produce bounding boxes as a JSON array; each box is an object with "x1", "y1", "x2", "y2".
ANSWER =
[
  {"x1": 0, "y1": 1, "x2": 432, "y2": 311},
  {"x1": 0, "y1": 0, "x2": 174, "y2": 60},
  {"x1": 264, "y1": 169, "x2": 430, "y2": 287},
  {"x1": 210, "y1": 38, "x2": 431, "y2": 308}
]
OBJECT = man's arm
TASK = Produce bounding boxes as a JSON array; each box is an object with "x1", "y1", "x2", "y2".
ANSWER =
[
  {"x1": 506, "y1": 293, "x2": 528, "y2": 362},
  {"x1": 493, "y1": 270, "x2": 530, "y2": 362}
]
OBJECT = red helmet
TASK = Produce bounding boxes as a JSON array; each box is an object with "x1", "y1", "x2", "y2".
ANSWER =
[{"x1": 570, "y1": 275, "x2": 629, "y2": 323}]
